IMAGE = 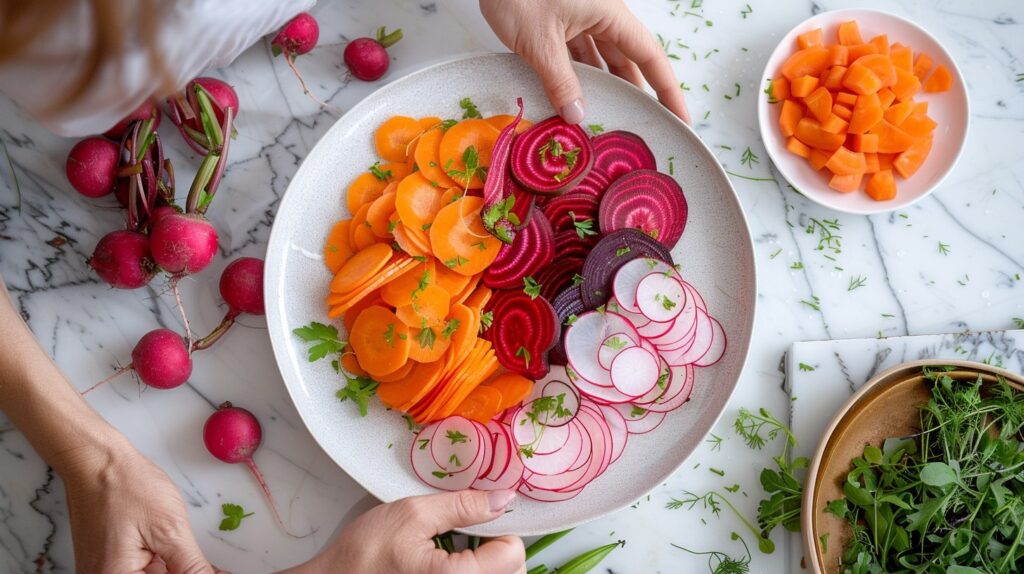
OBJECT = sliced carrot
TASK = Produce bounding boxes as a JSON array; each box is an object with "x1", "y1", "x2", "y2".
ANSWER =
[
  {"x1": 445, "y1": 304, "x2": 478, "y2": 367},
  {"x1": 883, "y1": 100, "x2": 915, "y2": 126},
  {"x1": 821, "y1": 114, "x2": 849, "y2": 135},
  {"x1": 451, "y1": 272, "x2": 482, "y2": 306},
  {"x1": 786, "y1": 136, "x2": 812, "y2": 158},
  {"x1": 377, "y1": 359, "x2": 416, "y2": 383},
  {"x1": 771, "y1": 75, "x2": 791, "y2": 101},
  {"x1": 913, "y1": 101, "x2": 928, "y2": 115},
  {"x1": 893, "y1": 137, "x2": 933, "y2": 178},
  {"x1": 868, "y1": 34, "x2": 890, "y2": 56},
  {"x1": 453, "y1": 385, "x2": 504, "y2": 424},
  {"x1": 392, "y1": 223, "x2": 429, "y2": 258},
  {"x1": 407, "y1": 325, "x2": 452, "y2": 364},
  {"x1": 837, "y1": 21, "x2": 863, "y2": 46},
  {"x1": 366, "y1": 192, "x2": 397, "y2": 239},
  {"x1": 433, "y1": 262, "x2": 473, "y2": 297},
  {"x1": 877, "y1": 88, "x2": 897, "y2": 109},
  {"x1": 374, "y1": 116, "x2": 421, "y2": 162},
  {"x1": 438, "y1": 119, "x2": 500, "y2": 189},
  {"x1": 486, "y1": 115, "x2": 534, "y2": 133},
  {"x1": 404, "y1": 221, "x2": 433, "y2": 253},
  {"x1": 327, "y1": 257, "x2": 416, "y2": 318},
  {"x1": 381, "y1": 259, "x2": 434, "y2": 308},
  {"x1": 790, "y1": 75, "x2": 820, "y2": 98},
  {"x1": 350, "y1": 305, "x2": 410, "y2": 378},
  {"x1": 396, "y1": 284, "x2": 451, "y2": 328},
  {"x1": 429, "y1": 196, "x2": 502, "y2": 276},
  {"x1": 808, "y1": 148, "x2": 832, "y2": 171},
  {"x1": 413, "y1": 126, "x2": 460, "y2": 188},
  {"x1": 878, "y1": 153, "x2": 896, "y2": 171},
  {"x1": 462, "y1": 284, "x2": 492, "y2": 312},
  {"x1": 836, "y1": 91, "x2": 858, "y2": 106},
  {"x1": 849, "y1": 93, "x2": 883, "y2": 134},
  {"x1": 846, "y1": 43, "x2": 879, "y2": 62},
  {"x1": 395, "y1": 172, "x2": 444, "y2": 229},
  {"x1": 381, "y1": 162, "x2": 410, "y2": 183},
  {"x1": 484, "y1": 373, "x2": 534, "y2": 412},
  {"x1": 842, "y1": 63, "x2": 883, "y2": 95},
  {"x1": 779, "y1": 99, "x2": 804, "y2": 137},
  {"x1": 869, "y1": 120, "x2": 916, "y2": 153},
  {"x1": 797, "y1": 28, "x2": 824, "y2": 49},
  {"x1": 330, "y1": 243, "x2": 393, "y2": 293},
  {"x1": 826, "y1": 146, "x2": 867, "y2": 176},
  {"x1": 349, "y1": 204, "x2": 379, "y2": 251},
  {"x1": 898, "y1": 113, "x2": 936, "y2": 137},
  {"x1": 377, "y1": 359, "x2": 445, "y2": 411},
  {"x1": 438, "y1": 347, "x2": 498, "y2": 420},
  {"x1": 829, "y1": 172, "x2": 863, "y2": 193},
  {"x1": 891, "y1": 67, "x2": 921, "y2": 101},
  {"x1": 890, "y1": 45, "x2": 913, "y2": 72},
  {"x1": 913, "y1": 52, "x2": 933, "y2": 81},
  {"x1": 794, "y1": 117, "x2": 845, "y2": 150},
  {"x1": 346, "y1": 172, "x2": 389, "y2": 214},
  {"x1": 342, "y1": 292, "x2": 383, "y2": 334},
  {"x1": 439, "y1": 187, "x2": 462, "y2": 206},
  {"x1": 865, "y1": 169, "x2": 897, "y2": 201},
  {"x1": 923, "y1": 64, "x2": 952, "y2": 93},
  {"x1": 823, "y1": 66, "x2": 847, "y2": 91},
  {"x1": 340, "y1": 347, "x2": 369, "y2": 377},
  {"x1": 804, "y1": 86, "x2": 834, "y2": 122},
  {"x1": 853, "y1": 54, "x2": 897, "y2": 86},
  {"x1": 848, "y1": 133, "x2": 879, "y2": 153},
  {"x1": 864, "y1": 152, "x2": 881, "y2": 174},
  {"x1": 832, "y1": 103, "x2": 853, "y2": 120},
  {"x1": 781, "y1": 46, "x2": 831, "y2": 81},
  {"x1": 828, "y1": 44, "x2": 849, "y2": 67},
  {"x1": 324, "y1": 219, "x2": 354, "y2": 273}
]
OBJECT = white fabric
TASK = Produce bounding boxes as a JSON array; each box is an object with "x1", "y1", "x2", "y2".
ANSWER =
[{"x1": 0, "y1": 0, "x2": 315, "y2": 137}]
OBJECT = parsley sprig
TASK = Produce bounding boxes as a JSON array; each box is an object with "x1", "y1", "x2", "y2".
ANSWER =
[
  {"x1": 293, "y1": 321, "x2": 346, "y2": 362},
  {"x1": 336, "y1": 374, "x2": 379, "y2": 416},
  {"x1": 218, "y1": 503, "x2": 254, "y2": 531}
]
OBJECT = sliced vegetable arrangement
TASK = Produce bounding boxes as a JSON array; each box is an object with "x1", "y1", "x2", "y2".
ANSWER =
[
  {"x1": 771, "y1": 19, "x2": 953, "y2": 200},
  {"x1": 303, "y1": 97, "x2": 725, "y2": 501}
]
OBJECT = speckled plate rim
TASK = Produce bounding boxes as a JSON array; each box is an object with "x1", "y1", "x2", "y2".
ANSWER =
[
  {"x1": 264, "y1": 52, "x2": 757, "y2": 536},
  {"x1": 801, "y1": 359, "x2": 1024, "y2": 573},
  {"x1": 757, "y1": 8, "x2": 971, "y2": 215}
]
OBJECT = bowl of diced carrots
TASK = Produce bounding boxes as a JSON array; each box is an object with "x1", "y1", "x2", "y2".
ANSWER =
[{"x1": 757, "y1": 9, "x2": 968, "y2": 214}]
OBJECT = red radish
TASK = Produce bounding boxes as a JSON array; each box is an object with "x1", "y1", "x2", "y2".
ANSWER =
[
  {"x1": 185, "y1": 77, "x2": 238, "y2": 128},
  {"x1": 219, "y1": 257, "x2": 265, "y2": 316},
  {"x1": 167, "y1": 77, "x2": 238, "y2": 153},
  {"x1": 149, "y1": 213, "x2": 219, "y2": 275},
  {"x1": 66, "y1": 137, "x2": 119, "y2": 198},
  {"x1": 411, "y1": 420, "x2": 487, "y2": 491},
  {"x1": 147, "y1": 205, "x2": 180, "y2": 230},
  {"x1": 612, "y1": 403, "x2": 667, "y2": 434},
  {"x1": 510, "y1": 116, "x2": 594, "y2": 194},
  {"x1": 609, "y1": 346, "x2": 660, "y2": 397},
  {"x1": 131, "y1": 329, "x2": 192, "y2": 389},
  {"x1": 635, "y1": 272, "x2": 686, "y2": 323},
  {"x1": 104, "y1": 100, "x2": 161, "y2": 139},
  {"x1": 88, "y1": 230, "x2": 156, "y2": 289},
  {"x1": 204, "y1": 402, "x2": 309, "y2": 537},
  {"x1": 271, "y1": 12, "x2": 319, "y2": 57},
  {"x1": 344, "y1": 27, "x2": 403, "y2": 81}
]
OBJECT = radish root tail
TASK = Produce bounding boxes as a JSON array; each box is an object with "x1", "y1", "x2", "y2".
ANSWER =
[
  {"x1": 81, "y1": 363, "x2": 134, "y2": 396},
  {"x1": 244, "y1": 458, "x2": 317, "y2": 539}
]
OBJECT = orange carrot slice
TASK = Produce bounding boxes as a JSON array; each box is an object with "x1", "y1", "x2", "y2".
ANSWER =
[
  {"x1": 821, "y1": 114, "x2": 849, "y2": 135},
  {"x1": 883, "y1": 101, "x2": 915, "y2": 126},
  {"x1": 349, "y1": 203, "x2": 379, "y2": 251},
  {"x1": 853, "y1": 54, "x2": 897, "y2": 87},
  {"x1": 377, "y1": 359, "x2": 445, "y2": 411},
  {"x1": 842, "y1": 63, "x2": 883, "y2": 95},
  {"x1": 377, "y1": 359, "x2": 416, "y2": 383},
  {"x1": 453, "y1": 385, "x2": 505, "y2": 424},
  {"x1": 438, "y1": 119, "x2": 500, "y2": 189},
  {"x1": 771, "y1": 76, "x2": 791, "y2": 101},
  {"x1": 396, "y1": 284, "x2": 451, "y2": 329},
  {"x1": 413, "y1": 126, "x2": 460, "y2": 188},
  {"x1": 781, "y1": 47, "x2": 831, "y2": 81},
  {"x1": 346, "y1": 172, "x2": 389, "y2": 215},
  {"x1": 433, "y1": 262, "x2": 473, "y2": 297},
  {"x1": 808, "y1": 148, "x2": 832, "y2": 171},
  {"x1": 865, "y1": 169, "x2": 897, "y2": 201},
  {"x1": 832, "y1": 104, "x2": 853, "y2": 120},
  {"x1": 913, "y1": 53, "x2": 933, "y2": 80},
  {"x1": 786, "y1": 136, "x2": 812, "y2": 158},
  {"x1": 797, "y1": 28, "x2": 824, "y2": 49},
  {"x1": 374, "y1": 116, "x2": 421, "y2": 162},
  {"x1": 891, "y1": 67, "x2": 921, "y2": 101},
  {"x1": 366, "y1": 192, "x2": 397, "y2": 239},
  {"x1": 923, "y1": 64, "x2": 952, "y2": 93},
  {"x1": 864, "y1": 152, "x2": 881, "y2": 174},
  {"x1": 350, "y1": 305, "x2": 410, "y2": 378},
  {"x1": 395, "y1": 172, "x2": 444, "y2": 229},
  {"x1": 876, "y1": 88, "x2": 897, "y2": 108},
  {"x1": 893, "y1": 137, "x2": 933, "y2": 178},
  {"x1": 828, "y1": 45, "x2": 849, "y2": 67},
  {"x1": 829, "y1": 172, "x2": 863, "y2": 193},
  {"x1": 847, "y1": 43, "x2": 878, "y2": 62},
  {"x1": 407, "y1": 325, "x2": 452, "y2": 364},
  {"x1": 484, "y1": 373, "x2": 534, "y2": 412},
  {"x1": 804, "y1": 86, "x2": 834, "y2": 122},
  {"x1": 890, "y1": 45, "x2": 913, "y2": 72},
  {"x1": 486, "y1": 115, "x2": 534, "y2": 133},
  {"x1": 900, "y1": 113, "x2": 937, "y2": 137},
  {"x1": 429, "y1": 196, "x2": 501, "y2": 276},
  {"x1": 848, "y1": 133, "x2": 879, "y2": 153},
  {"x1": 849, "y1": 93, "x2": 883, "y2": 134},
  {"x1": 826, "y1": 147, "x2": 866, "y2": 176},
  {"x1": 869, "y1": 120, "x2": 916, "y2": 153},
  {"x1": 381, "y1": 259, "x2": 433, "y2": 308},
  {"x1": 794, "y1": 117, "x2": 845, "y2": 150},
  {"x1": 392, "y1": 223, "x2": 429, "y2": 258},
  {"x1": 868, "y1": 34, "x2": 889, "y2": 56},
  {"x1": 791, "y1": 75, "x2": 820, "y2": 98},
  {"x1": 821, "y1": 66, "x2": 847, "y2": 91},
  {"x1": 324, "y1": 219, "x2": 354, "y2": 273},
  {"x1": 779, "y1": 99, "x2": 804, "y2": 137},
  {"x1": 837, "y1": 21, "x2": 863, "y2": 46},
  {"x1": 330, "y1": 243, "x2": 393, "y2": 293}
]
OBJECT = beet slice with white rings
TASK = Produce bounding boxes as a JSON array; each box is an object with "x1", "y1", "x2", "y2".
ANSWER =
[
  {"x1": 510, "y1": 116, "x2": 594, "y2": 195},
  {"x1": 694, "y1": 316, "x2": 727, "y2": 367},
  {"x1": 662, "y1": 307, "x2": 715, "y2": 366},
  {"x1": 610, "y1": 346, "x2": 660, "y2": 397},
  {"x1": 597, "y1": 332, "x2": 637, "y2": 370},
  {"x1": 641, "y1": 364, "x2": 695, "y2": 413},
  {"x1": 543, "y1": 192, "x2": 600, "y2": 234},
  {"x1": 429, "y1": 416, "x2": 485, "y2": 474},
  {"x1": 590, "y1": 130, "x2": 657, "y2": 184},
  {"x1": 635, "y1": 272, "x2": 687, "y2": 323},
  {"x1": 483, "y1": 208, "x2": 555, "y2": 289},
  {"x1": 598, "y1": 169, "x2": 688, "y2": 248},
  {"x1": 613, "y1": 257, "x2": 674, "y2": 312},
  {"x1": 580, "y1": 229, "x2": 673, "y2": 310},
  {"x1": 596, "y1": 404, "x2": 629, "y2": 463},
  {"x1": 568, "y1": 167, "x2": 612, "y2": 200},
  {"x1": 613, "y1": 403, "x2": 668, "y2": 434},
  {"x1": 412, "y1": 421, "x2": 486, "y2": 491}
]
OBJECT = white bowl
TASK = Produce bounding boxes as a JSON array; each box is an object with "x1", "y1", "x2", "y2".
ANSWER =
[
  {"x1": 757, "y1": 9, "x2": 969, "y2": 215},
  {"x1": 264, "y1": 53, "x2": 756, "y2": 536}
]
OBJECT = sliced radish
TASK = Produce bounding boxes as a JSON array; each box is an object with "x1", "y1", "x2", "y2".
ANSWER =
[
  {"x1": 613, "y1": 258, "x2": 673, "y2": 312},
  {"x1": 636, "y1": 272, "x2": 686, "y2": 323},
  {"x1": 641, "y1": 364, "x2": 694, "y2": 413},
  {"x1": 481, "y1": 422, "x2": 509, "y2": 480},
  {"x1": 561, "y1": 405, "x2": 613, "y2": 489},
  {"x1": 662, "y1": 308, "x2": 714, "y2": 366},
  {"x1": 652, "y1": 289, "x2": 699, "y2": 349},
  {"x1": 608, "y1": 297, "x2": 650, "y2": 329},
  {"x1": 473, "y1": 420, "x2": 495, "y2": 479},
  {"x1": 597, "y1": 332, "x2": 637, "y2": 370},
  {"x1": 519, "y1": 482, "x2": 584, "y2": 502},
  {"x1": 474, "y1": 424, "x2": 525, "y2": 490},
  {"x1": 564, "y1": 311, "x2": 638, "y2": 387},
  {"x1": 596, "y1": 404, "x2": 629, "y2": 463},
  {"x1": 520, "y1": 421, "x2": 586, "y2": 476},
  {"x1": 430, "y1": 417, "x2": 485, "y2": 474},
  {"x1": 522, "y1": 421, "x2": 593, "y2": 486},
  {"x1": 539, "y1": 380, "x2": 581, "y2": 426},
  {"x1": 682, "y1": 281, "x2": 708, "y2": 312},
  {"x1": 609, "y1": 346, "x2": 660, "y2": 397},
  {"x1": 567, "y1": 364, "x2": 636, "y2": 404},
  {"x1": 632, "y1": 357, "x2": 672, "y2": 404},
  {"x1": 612, "y1": 403, "x2": 668, "y2": 434},
  {"x1": 412, "y1": 422, "x2": 486, "y2": 491},
  {"x1": 636, "y1": 317, "x2": 674, "y2": 338},
  {"x1": 512, "y1": 403, "x2": 571, "y2": 456},
  {"x1": 694, "y1": 316, "x2": 727, "y2": 367}
]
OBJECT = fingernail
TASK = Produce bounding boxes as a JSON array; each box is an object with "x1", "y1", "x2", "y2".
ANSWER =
[
  {"x1": 560, "y1": 99, "x2": 585, "y2": 124},
  {"x1": 488, "y1": 489, "x2": 516, "y2": 512}
]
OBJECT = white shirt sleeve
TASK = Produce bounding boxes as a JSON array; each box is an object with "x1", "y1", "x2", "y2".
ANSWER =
[{"x1": 0, "y1": 0, "x2": 315, "y2": 137}]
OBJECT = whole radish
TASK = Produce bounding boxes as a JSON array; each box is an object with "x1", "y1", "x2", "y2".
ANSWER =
[
  {"x1": 271, "y1": 12, "x2": 319, "y2": 57},
  {"x1": 344, "y1": 27, "x2": 403, "y2": 81},
  {"x1": 167, "y1": 77, "x2": 239, "y2": 153},
  {"x1": 147, "y1": 205, "x2": 180, "y2": 231},
  {"x1": 88, "y1": 230, "x2": 156, "y2": 289},
  {"x1": 82, "y1": 328, "x2": 191, "y2": 394},
  {"x1": 220, "y1": 257, "x2": 264, "y2": 316},
  {"x1": 184, "y1": 77, "x2": 238, "y2": 129},
  {"x1": 203, "y1": 403, "x2": 309, "y2": 537},
  {"x1": 104, "y1": 100, "x2": 161, "y2": 139},
  {"x1": 149, "y1": 212, "x2": 219, "y2": 275},
  {"x1": 66, "y1": 137, "x2": 119, "y2": 198}
]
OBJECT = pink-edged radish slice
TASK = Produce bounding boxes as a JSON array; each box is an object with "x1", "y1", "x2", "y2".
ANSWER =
[
  {"x1": 562, "y1": 405, "x2": 613, "y2": 488},
  {"x1": 649, "y1": 289, "x2": 698, "y2": 348},
  {"x1": 564, "y1": 311, "x2": 638, "y2": 387},
  {"x1": 567, "y1": 364, "x2": 635, "y2": 404},
  {"x1": 596, "y1": 404, "x2": 629, "y2": 463},
  {"x1": 636, "y1": 316, "x2": 675, "y2": 338},
  {"x1": 520, "y1": 420, "x2": 586, "y2": 476},
  {"x1": 511, "y1": 403, "x2": 571, "y2": 456},
  {"x1": 539, "y1": 379, "x2": 581, "y2": 427},
  {"x1": 518, "y1": 482, "x2": 585, "y2": 502},
  {"x1": 632, "y1": 357, "x2": 672, "y2": 404},
  {"x1": 412, "y1": 423, "x2": 486, "y2": 491},
  {"x1": 429, "y1": 416, "x2": 485, "y2": 474},
  {"x1": 635, "y1": 272, "x2": 686, "y2": 323},
  {"x1": 662, "y1": 308, "x2": 714, "y2": 366},
  {"x1": 694, "y1": 316, "x2": 727, "y2": 367},
  {"x1": 641, "y1": 364, "x2": 695, "y2": 413},
  {"x1": 472, "y1": 420, "x2": 495, "y2": 480},
  {"x1": 481, "y1": 422, "x2": 510, "y2": 481},
  {"x1": 474, "y1": 424, "x2": 526, "y2": 491},
  {"x1": 522, "y1": 422, "x2": 594, "y2": 487},
  {"x1": 612, "y1": 403, "x2": 668, "y2": 434},
  {"x1": 610, "y1": 346, "x2": 660, "y2": 397},
  {"x1": 612, "y1": 257, "x2": 673, "y2": 312},
  {"x1": 681, "y1": 281, "x2": 708, "y2": 312},
  {"x1": 608, "y1": 297, "x2": 650, "y2": 329},
  {"x1": 597, "y1": 332, "x2": 637, "y2": 370}
]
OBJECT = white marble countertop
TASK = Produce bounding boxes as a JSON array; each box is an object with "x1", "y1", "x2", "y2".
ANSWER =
[{"x1": 1, "y1": 0, "x2": 1022, "y2": 572}]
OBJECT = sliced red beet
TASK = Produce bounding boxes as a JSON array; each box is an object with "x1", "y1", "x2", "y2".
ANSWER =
[
  {"x1": 510, "y1": 116, "x2": 594, "y2": 195},
  {"x1": 590, "y1": 130, "x2": 657, "y2": 183},
  {"x1": 509, "y1": 179, "x2": 535, "y2": 230},
  {"x1": 580, "y1": 229, "x2": 674, "y2": 310},
  {"x1": 553, "y1": 229, "x2": 598, "y2": 262},
  {"x1": 484, "y1": 290, "x2": 558, "y2": 379},
  {"x1": 599, "y1": 169, "x2": 688, "y2": 248},
  {"x1": 567, "y1": 168, "x2": 612, "y2": 200},
  {"x1": 543, "y1": 192, "x2": 600, "y2": 234},
  {"x1": 483, "y1": 209, "x2": 555, "y2": 289},
  {"x1": 533, "y1": 257, "x2": 584, "y2": 302},
  {"x1": 481, "y1": 98, "x2": 525, "y2": 244}
]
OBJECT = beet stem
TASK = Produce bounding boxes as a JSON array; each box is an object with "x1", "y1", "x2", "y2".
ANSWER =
[
  {"x1": 244, "y1": 457, "x2": 314, "y2": 538},
  {"x1": 81, "y1": 363, "x2": 134, "y2": 396},
  {"x1": 192, "y1": 310, "x2": 238, "y2": 352}
]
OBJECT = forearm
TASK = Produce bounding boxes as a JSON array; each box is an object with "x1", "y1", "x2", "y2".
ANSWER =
[{"x1": 0, "y1": 280, "x2": 130, "y2": 475}]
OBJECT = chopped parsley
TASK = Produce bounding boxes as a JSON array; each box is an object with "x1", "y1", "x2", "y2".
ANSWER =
[{"x1": 523, "y1": 276, "x2": 542, "y2": 299}]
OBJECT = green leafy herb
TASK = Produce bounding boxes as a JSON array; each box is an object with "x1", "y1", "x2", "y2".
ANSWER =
[
  {"x1": 668, "y1": 490, "x2": 775, "y2": 554},
  {"x1": 293, "y1": 322, "x2": 346, "y2": 362},
  {"x1": 805, "y1": 217, "x2": 842, "y2": 255},
  {"x1": 459, "y1": 97, "x2": 482, "y2": 119},
  {"x1": 446, "y1": 429, "x2": 469, "y2": 444},
  {"x1": 847, "y1": 275, "x2": 867, "y2": 291},
  {"x1": 630, "y1": 405, "x2": 647, "y2": 417},
  {"x1": 654, "y1": 293, "x2": 678, "y2": 311},
  {"x1": 587, "y1": 123, "x2": 605, "y2": 135},
  {"x1": 733, "y1": 407, "x2": 797, "y2": 451},
  {"x1": 616, "y1": 245, "x2": 632, "y2": 257},
  {"x1": 432, "y1": 470, "x2": 451, "y2": 479},
  {"x1": 446, "y1": 145, "x2": 486, "y2": 186},
  {"x1": 416, "y1": 327, "x2": 436, "y2": 349},
  {"x1": 444, "y1": 256, "x2": 469, "y2": 269},
  {"x1": 673, "y1": 532, "x2": 752, "y2": 574},
  {"x1": 740, "y1": 3, "x2": 753, "y2": 18},
  {"x1": 523, "y1": 276, "x2": 542, "y2": 299},
  {"x1": 441, "y1": 319, "x2": 461, "y2": 339},
  {"x1": 604, "y1": 336, "x2": 627, "y2": 351},
  {"x1": 800, "y1": 295, "x2": 821, "y2": 311},
  {"x1": 383, "y1": 323, "x2": 396, "y2": 347},
  {"x1": 516, "y1": 345, "x2": 532, "y2": 367},
  {"x1": 798, "y1": 362, "x2": 815, "y2": 372},
  {"x1": 706, "y1": 433, "x2": 723, "y2": 451},
  {"x1": 571, "y1": 273, "x2": 585, "y2": 286},
  {"x1": 565, "y1": 314, "x2": 578, "y2": 327},
  {"x1": 218, "y1": 503, "x2": 254, "y2": 531},
  {"x1": 1014, "y1": 317, "x2": 1024, "y2": 329},
  {"x1": 790, "y1": 261, "x2": 803, "y2": 270},
  {"x1": 938, "y1": 241, "x2": 951, "y2": 255},
  {"x1": 369, "y1": 161, "x2": 392, "y2": 181},
  {"x1": 479, "y1": 311, "x2": 493, "y2": 332},
  {"x1": 569, "y1": 211, "x2": 597, "y2": 239},
  {"x1": 336, "y1": 374, "x2": 379, "y2": 416}
]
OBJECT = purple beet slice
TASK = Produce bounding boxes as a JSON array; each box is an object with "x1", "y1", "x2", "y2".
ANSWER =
[
  {"x1": 580, "y1": 228, "x2": 674, "y2": 310},
  {"x1": 481, "y1": 98, "x2": 525, "y2": 244},
  {"x1": 510, "y1": 116, "x2": 594, "y2": 195},
  {"x1": 534, "y1": 256, "x2": 585, "y2": 301},
  {"x1": 484, "y1": 289, "x2": 558, "y2": 379},
  {"x1": 590, "y1": 130, "x2": 657, "y2": 183},
  {"x1": 543, "y1": 192, "x2": 600, "y2": 234},
  {"x1": 598, "y1": 169, "x2": 688, "y2": 247},
  {"x1": 546, "y1": 287, "x2": 587, "y2": 366},
  {"x1": 483, "y1": 208, "x2": 555, "y2": 289}
]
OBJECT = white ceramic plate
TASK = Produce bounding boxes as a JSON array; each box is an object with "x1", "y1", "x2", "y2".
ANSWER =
[
  {"x1": 757, "y1": 9, "x2": 969, "y2": 215},
  {"x1": 265, "y1": 53, "x2": 756, "y2": 536}
]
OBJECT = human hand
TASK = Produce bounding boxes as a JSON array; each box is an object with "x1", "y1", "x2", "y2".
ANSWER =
[
  {"x1": 60, "y1": 438, "x2": 223, "y2": 574},
  {"x1": 479, "y1": 0, "x2": 690, "y2": 124},
  {"x1": 282, "y1": 489, "x2": 524, "y2": 574}
]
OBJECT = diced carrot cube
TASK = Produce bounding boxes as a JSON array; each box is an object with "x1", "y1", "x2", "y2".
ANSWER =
[
  {"x1": 866, "y1": 169, "x2": 897, "y2": 200},
  {"x1": 822, "y1": 66, "x2": 847, "y2": 91},
  {"x1": 864, "y1": 152, "x2": 881, "y2": 174},
  {"x1": 791, "y1": 75, "x2": 820, "y2": 98},
  {"x1": 869, "y1": 120, "x2": 916, "y2": 153},
  {"x1": 893, "y1": 137, "x2": 933, "y2": 179},
  {"x1": 842, "y1": 64, "x2": 883, "y2": 95},
  {"x1": 821, "y1": 114, "x2": 849, "y2": 134},
  {"x1": 771, "y1": 76, "x2": 791, "y2": 101},
  {"x1": 849, "y1": 93, "x2": 883, "y2": 134},
  {"x1": 782, "y1": 47, "x2": 832, "y2": 81},
  {"x1": 837, "y1": 21, "x2": 864, "y2": 46},
  {"x1": 890, "y1": 45, "x2": 913, "y2": 72},
  {"x1": 849, "y1": 133, "x2": 879, "y2": 153},
  {"x1": 826, "y1": 146, "x2": 867, "y2": 176},
  {"x1": 794, "y1": 117, "x2": 846, "y2": 150},
  {"x1": 913, "y1": 52, "x2": 934, "y2": 80},
  {"x1": 786, "y1": 136, "x2": 812, "y2": 158},
  {"x1": 828, "y1": 45, "x2": 849, "y2": 67},
  {"x1": 809, "y1": 148, "x2": 832, "y2": 170},
  {"x1": 832, "y1": 103, "x2": 853, "y2": 120},
  {"x1": 798, "y1": 28, "x2": 825, "y2": 49},
  {"x1": 892, "y1": 67, "x2": 922, "y2": 101},
  {"x1": 900, "y1": 113, "x2": 937, "y2": 137},
  {"x1": 836, "y1": 91, "x2": 858, "y2": 106},
  {"x1": 883, "y1": 101, "x2": 915, "y2": 126},
  {"x1": 829, "y1": 172, "x2": 864, "y2": 193},
  {"x1": 804, "y1": 86, "x2": 834, "y2": 123},
  {"x1": 847, "y1": 43, "x2": 880, "y2": 62},
  {"x1": 779, "y1": 99, "x2": 804, "y2": 136},
  {"x1": 877, "y1": 88, "x2": 897, "y2": 108},
  {"x1": 868, "y1": 34, "x2": 890, "y2": 56},
  {"x1": 878, "y1": 153, "x2": 896, "y2": 171},
  {"x1": 853, "y1": 54, "x2": 897, "y2": 87},
  {"x1": 923, "y1": 64, "x2": 953, "y2": 92},
  {"x1": 913, "y1": 101, "x2": 928, "y2": 114}
]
